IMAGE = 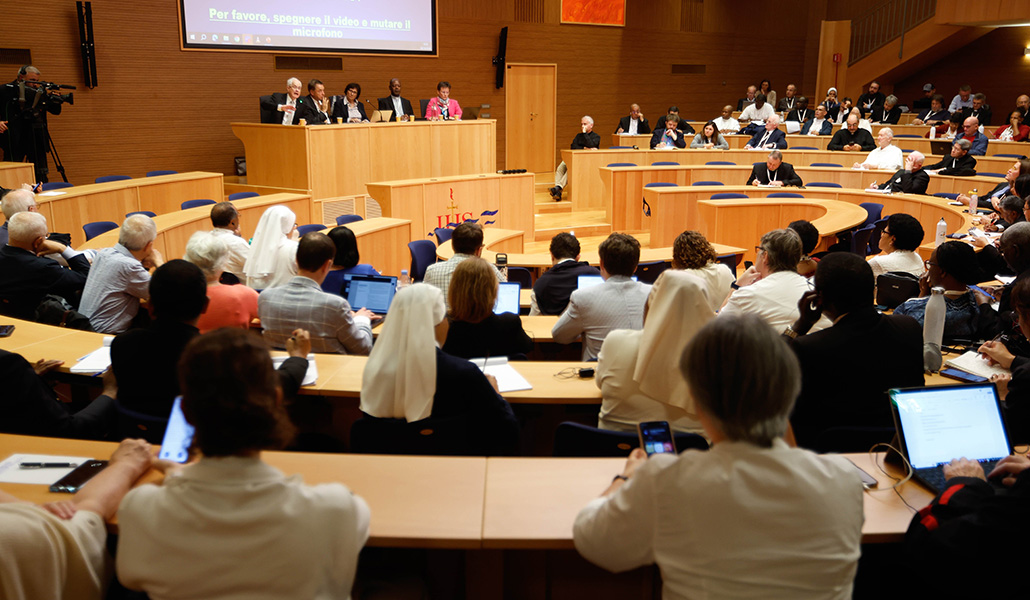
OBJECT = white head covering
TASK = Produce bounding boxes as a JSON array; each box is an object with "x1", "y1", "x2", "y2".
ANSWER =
[
  {"x1": 243, "y1": 206, "x2": 295, "y2": 278},
  {"x1": 827, "y1": 87, "x2": 837, "y2": 95},
  {"x1": 632, "y1": 271, "x2": 715, "y2": 414},
  {"x1": 360, "y1": 284, "x2": 447, "y2": 422}
]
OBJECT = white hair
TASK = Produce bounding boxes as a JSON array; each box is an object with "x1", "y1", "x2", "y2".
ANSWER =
[
  {"x1": 2, "y1": 189, "x2": 37, "y2": 220},
  {"x1": 184, "y1": 231, "x2": 229, "y2": 279},
  {"x1": 909, "y1": 151, "x2": 925, "y2": 166},
  {"x1": 581, "y1": 115, "x2": 594, "y2": 125},
  {"x1": 286, "y1": 77, "x2": 301, "y2": 88},
  {"x1": 766, "y1": 114, "x2": 780, "y2": 126},
  {"x1": 880, "y1": 127, "x2": 894, "y2": 140},
  {"x1": 8, "y1": 211, "x2": 46, "y2": 243},
  {"x1": 118, "y1": 214, "x2": 157, "y2": 251}
]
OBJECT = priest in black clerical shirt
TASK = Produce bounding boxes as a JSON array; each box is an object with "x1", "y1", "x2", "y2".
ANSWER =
[
  {"x1": 925, "y1": 139, "x2": 978, "y2": 177},
  {"x1": 827, "y1": 117, "x2": 876, "y2": 152},
  {"x1": 746, "y1": 151, "x2": 803, "y2": 187},
  {"x1": 874, "y1": 151, "x2": 929, "y2": 195}
]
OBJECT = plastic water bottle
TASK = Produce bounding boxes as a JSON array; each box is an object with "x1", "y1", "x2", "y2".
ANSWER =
[
  {"x1": 935, "y1": 217, "x2": 947, "y2": 247},
  {"x1": 923, "y1": 286, "x2": 946, "y2": 372},
  {"x1": 398, "y1": 269, "x2": 411, "y2": 289},
  {"x1": 929, "y1": 125, "x2": 936, "y2": 139},
  {"x1": 969, "y1": 189, "x2": 978, "y2": 214}
]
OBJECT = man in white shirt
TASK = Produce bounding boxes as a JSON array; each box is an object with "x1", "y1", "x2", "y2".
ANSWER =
[
  {"x1": 209, "y1": 202, "x2": 250, "y2": 282},
  {"x1": 739, "y1": 94, "x2": 774, "y2": 124},
  {"x1": 854, "y1": 127, "x2": 904, "y2": 171},
  {"x1": 948, "y1": 84, "x2": 974, "y2": 113},
  {"x1": 713, "y1": 105, "x2": 740, "y2": 134}
]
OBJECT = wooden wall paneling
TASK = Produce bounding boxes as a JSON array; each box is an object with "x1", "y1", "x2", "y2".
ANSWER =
[
  {"x1": 934, "y1": 0, "x2": 1030, "y2": 26},
  {"x1": 816, "y1": 20, "x2": 851, "y2": 108}
]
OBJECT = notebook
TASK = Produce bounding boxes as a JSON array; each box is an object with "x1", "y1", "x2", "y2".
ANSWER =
[
  {"x1": 342, "y1": 274, "x2": 398, "y2": 316},
  {"x1": 888, "y1": 383, "x2": 1013, "y2": 493},
  {"x1": 493, "y1": 282, "x2": 520, "y2": 315}
]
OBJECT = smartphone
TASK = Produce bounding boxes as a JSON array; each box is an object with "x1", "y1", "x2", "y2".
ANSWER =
[
  {"x1": 495, "y1": 253, "x2": 508, "y2": 267},
  {"x1": 0, "y1": 325, "x2": 14, "y2": 337},
  {"x1": 49, "y1": 460, "x2": 108, "y2": 493},
  {"x1": 743, "y1": 261, "x2": 754, "y2": 271},
  {"x1": 939, "y1": 368, "x2": 989, "y2": 384},
  {"x1": 158, "y1": 396, "x2": 196, "y2": 463},
  {"x1": 846, "y1": 459, "x2": 879, "y2": 489},
  {"x1": 637, "y1": 421, "x2": 677, "y2": 456}
]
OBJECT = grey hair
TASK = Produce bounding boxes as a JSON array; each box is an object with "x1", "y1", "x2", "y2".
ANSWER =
[
  {"x1": 286, "y1": 77, "x2": 301, "y2": 87},
  {"x1": 766, "y1": 114, "x2": 780, "y2": 126},
  {"x1": 885, "y1": 95, "x2": 898, "y2": 106},
  {"x1": 681, "y1": 314, "x2": 800, "y2": 446},
  {"x1": 8, "y1": 211, "x2": 47, "y2": 243},
  {"x1": 1, "y1": 189, "x2": 36, "y2": 219},
  {"x1": 760, "y1": 228, "x2": 802, "y2": 273},
  {"x1": 23, "y1": 66, "x2": 40, "y2": 76},
  {"x1": 184, "y1": 230, "x2": 229, "y2": 279},
  {"x1": 581, "y1": 115, "x2": 594, "y2": 125},
  {"x1": 955, "y1": 138, "x2": 972, "y2": 151},
  {"x1": 768, "y1": 150, "x2": 783, "y2": 161},
  {"x1": 119, "y1": 214, "x2": 157, "y2": 251},
  {"x1": 880, "y1": 127, "x2": 894, "y2": 140},
  {"x1": 909, "y1": 151, "x2": 925, "y2": 166}
]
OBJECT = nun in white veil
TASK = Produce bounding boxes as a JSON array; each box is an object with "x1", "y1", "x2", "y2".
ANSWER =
[
  {"x1": 243, "y1": 205, "x2": 298, "y2": 289},
  {"x1": 596, "y1": 270, "x2": 715, "y2": 434}
]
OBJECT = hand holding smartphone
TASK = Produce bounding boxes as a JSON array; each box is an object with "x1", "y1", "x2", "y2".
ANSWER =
[{"x1": 637, "y1": 421, "x2": 677, "y2": 456}]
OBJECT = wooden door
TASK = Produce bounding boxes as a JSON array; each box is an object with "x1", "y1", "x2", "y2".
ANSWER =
[{"x1": 505, "y1": 63, "x2": 557, "y2": 173}]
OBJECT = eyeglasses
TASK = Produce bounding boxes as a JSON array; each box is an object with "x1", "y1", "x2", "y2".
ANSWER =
[
  {"x1": 924, "y1": 260, "x2": 937, "y2": 267},
  {"x1": 754, "y1": 246, "x2": 765, "y2": 254}
]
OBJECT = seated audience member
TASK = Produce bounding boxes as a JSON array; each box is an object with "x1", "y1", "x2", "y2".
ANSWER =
[
  {"x1": 895, "y1": 242, "x2": 987, "y2": 342},
  {"x1": 925, "y1": 139, "x2": 977, "y2": 176},
  {"x1": 743, "y1": 114, "x2": 786, "y2": 150},
  {"x1": 321, "y1": 225, "x2": 380, "y2": 295},
  {"x1": 759, "y1": 79, "x2": 776, "y2": 108},
  {"x1": 746, "y1": 150, "x2": 803, "y2": 187},
  {"x1": 851, "y1": 107, "x2": 874, "y2": 133},
  {"x1": 736, "y1": 85, "x2": 757, "y2": 111},
  {"x1": 904, "y1": 453, "x2": 1030, "y2": 599},
  {"x1": 649, "y1": 114, "x2": 687, "y2": 149},
  {"x1": 823, "y1": 86, "x2": 839, "y2": 114},
  {"x1": 531, "y1": 232, "x2": 599, "y2": 316},
  {"x1": 786, "y1": 253, "x2": 924, "y2": 449},
  {"x1": 654, "y1": 106, "x2": 695, "y2": 134},
  {"x1": 869, "y1": 94, "x2": 901, "y2": 124},
  {"x1": 789, "y1": 220, "x2": 820, "y2": 278},
  {"x1": 712, "y1": 105, "x2": 740, "y2": 134},
  {"x1": 689, "y1": 120, "x2": 728, "y2": 149},
  {"x1": 974, "y1": 223, "x2": 1030, "y2": 342},
  {"x1": 831, "y1": 97, "x2": 853, "y2": 123},
  {"x1": 574, "y1": 314, "x2": 863, "y2": 598},
  {"x1": 184, "y1": 231, "x2": 259, "y2": 334},
  {"x1": 615, "y1": 103, "x2": 649, "y2": 134},
  {"x1": 868, "y1": 213, "x2": 926, "y2": 278},
  {"x1": 111, "y1": 260, "x2": 207, "y2": 421},
  {"x1": 948, "y1": 84, "x2": 974, "y2": 113},
  {"x1": 960, "y1": 116, "x2": 989, "y2": 156},
  {"x1": 1018, "y1": 94, "x2": 1030, "y2": 120},
  {"x1": 995, "y1": 110, "x2": 1030, "y2": 142},
  {"x1": 800, "y1": 104, "x2": 832, "y2": 135},
  {"x1": 785, "y1": 96, "x2": 812, "y2": 123},
  {"x1": 80, "y1": 214, "x2": 164, "y2": 334},
  {"x1": 963, "y1": 92, "x2": 992, "y2": 128},
  {"x1": 672, "y1": 230, "x2": 734, "y2": 311},
  {"x1": 552, "y1": 232, "x2": 650, "y2": 361},
  {"x1": 0, "y1": 439, "x2": 152, "y2": 599},
  {"x1": 377, "y1": 78, "x2": 415, "y2": 119},
  {"x1": 855, "y1": 127, "x2": 903, "y2": 171},
  {"x1": 928, "y1": 113, "x2": 964, "y2": 140},
  {"x1": 739, "y1": 94, "x2": 775, "y2": 125},
  {"x1": 443, "y1": 258, "x2": 533, "y2": 359},
  {"x1": 0, "y1": 212, "x2": 89, "y2": 320},
  {"x1": 359, "y1": 284, "x2": 519, "y2": 454},
  {"x1": 296, "y1": 78, "x2": 330, "y2": 125},
  {"x1": 0, "y1": 348, "x2": 115, "y2": 438},
  {"x1": 912, "y1": 83, "x2": 935, "y2": 110},
  {"x1": 258, "y1": 232, "x2": 373, "y2": 355},
  {"x1": 913, "y1": 94, "x2": 949, "y2": 126},
  {"x1": 778, "y1": 84, "x2": 798, "y2": 112},
  {"x1": 858, "y1": 81, "x2": 885, "y2": 114},
  {"x1": 425, "y1": 81, "x2": 462, "y2": 120},
  {"x1": 962, "y1": 158, "x2": 1030, "y2": 210},
  {"x1": 117, "y1": 329, "x2": 370, "y2": 599},
  {"x1": 332, "y1": 82, "x2": 369, "y2": 123},
  {"x1": 551, "y1": 115, "x2": 601, "y2": 201},
  {"x1": 986, "y1": 194, "x2": 1027, "y2": 232},
  {"x1": 425, "y1": 221, "x2": 504, "y2": 301},
  {"x1": 719, "y1": 228, "x2": 830, "y2": 332},
  {"x1": 872, "y1": 151, "x2": 930, "y2": 195},
  {"x1": 243, "y1": 205, "x2": 298, "y2": 290},
  {"x1": 0, "y1": 188, "x2": 39, "y2": 246},
  {"x1": 259, "y1": 77, "x2": 305, "y2": 125},
  {"x1": 828, "y1": 115, "x2": 875, "y2": 152},
  {"x1": 596, "y1": 270, "x2": 713, "y2": 434},
  {"x1": 208, "y1": 201, "x2": 250, "y2": 282},
  {"x1": 989, "y1": 277, "x2": 1030, "y2": 442}
]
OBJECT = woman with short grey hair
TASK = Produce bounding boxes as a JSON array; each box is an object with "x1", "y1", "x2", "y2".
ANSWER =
[{"x1": 185, "y1": 231, "x2": 259, "y2": 333}]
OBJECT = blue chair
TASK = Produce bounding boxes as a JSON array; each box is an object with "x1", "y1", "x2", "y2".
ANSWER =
[
  {"x1": 634, "y1": 261, "x2": 670, "y2": 284},
  {"x1": 979, "y1": 172, "x2": 1005, "y2": 178},
  {"x1": 41, "y1": 182, "x2": 73, "y2": 191},
  {"x1": 606, "y1": 162, "x2": 637, "y2": 167},
  {"x1": 995, "y1": 153, "x2": 1027, "y2": 159},
  {"x1": 691, "y1": 180, "x2": 724, "y2": 186},
  {"x1": 228, "y1": 191, "x2": 260, "y2": 201},
  {"x1": 146, "y1": 170, "x2": 178, "y2": 177},
  {"x1": 95, "y1": 175, "x2": 131, "y2": 183},
  {"x1": 644, "y1": 182, "x2": 677, "y2": 188},
  {"x1": 810, "y1": 162, "x2": 843, "y2": 168},
  {"x1": 850, "y1": 224, "x2": 877, "y2": 256},
  {"x1": 705, "y1": 160, "x2": 736, "y2": 166},
  {"x1": 710, "y1": 192, "x2": 749, "y2": 199},
  {"x1": 652, "y1": 161, "x2": 679, "y2": 166},
  {"x1": 716, "y1": 254, "x2": 741, "y2": 273},
  {"x1": 181, "y1": 199, "x2": 216, "y2": 210},
  {"x1": 507, "y1": 266, "x2": 532, "y2": 288},
  {"x1": 553, "y1": 422, "x2": 708, "y2": 457},
  {"x1": 408, "y1": 240, "x2": 437, "y2": 281},
  {"x1": 335, "y1": 214, "x2": 363, "y2": 226},
  {"x1": 83, "y1": 221, "x2": 118, "y2": 241},
  {"x1": 296, "y1": 224, "x2": 326, "y2": 236},
  {"x1": 900, "y1": 149, "x2": 916, "y2": 153},
  {"x1": 791, "y1": 146, "x2": 818, "y2": 150},
  {"x1": 608, "y1": 146, "x2": 633, "y2": 149},
  {"x1": 806, "y1": 182, "x2": 842, "y2": 188},
  {"x1": 869, "y1": 216, "x2": 889, "y2": 255},
  {"x1": 126, "y1": 211, "x2": 156, "y2": 218},
  {"x1": 894, "y1": 134, "x2": 922, "y2": 138},
  {"x1": 433, "y1": 227, "x2": 453, "y2": 245},
  {"x1": 933, "y1": 192, "x2": 960, "y2": 200},
  {"x1": 767, "y1": 192, "x2": 804, "y2": 198},
  {"x1": 859, "y1": 202, "x2": 884, "y2": 227}
]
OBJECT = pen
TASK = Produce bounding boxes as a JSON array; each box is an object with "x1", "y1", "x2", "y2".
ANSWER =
[{"x1": 19, "y1": 462, "x2": 78, "y2": 469}]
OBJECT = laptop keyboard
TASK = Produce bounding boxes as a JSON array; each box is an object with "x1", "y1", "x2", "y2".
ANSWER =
[{"x1": 918, "y1": 458, "x2": 1002, "y2": 492}]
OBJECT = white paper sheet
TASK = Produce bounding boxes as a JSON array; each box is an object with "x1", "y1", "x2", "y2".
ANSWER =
[{"x1": 0, "y1": 454, "x2": 93, "y2": 484}]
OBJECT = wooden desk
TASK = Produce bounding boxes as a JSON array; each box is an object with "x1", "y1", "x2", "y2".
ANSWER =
[
  {"x1": 366, "y1": 173, "x2": 534, "y2": 244},
  {"x1": 0, "y1": 161, "x2": 35, "y2": 189},
  {"x1": 232, "y1": 121, "x2": 497, "y2": 200}
]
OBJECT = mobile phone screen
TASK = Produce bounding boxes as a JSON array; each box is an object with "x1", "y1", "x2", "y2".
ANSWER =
[
  {"x1": 638, "y1": 421, "x2": 677, "y2": 456},
  {"x1": 49, "y1": 460, "x2": 108, "y2": 493},
  {"x1": 159, "y1": 396, "x2": 195, "y2": 463}
]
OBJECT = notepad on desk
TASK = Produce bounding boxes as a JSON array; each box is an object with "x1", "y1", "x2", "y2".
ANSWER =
[
  {"x1": 944, "y1": 351, "x2": 1010, "y2": 380},
  {"x1": 70, "y1": 336, "x2": 114, "y2": 374},
  {"x1": 272, "y1": 354, "x2": 318, "y2": 386},
  {"x1": 468, "y1": 357, "x2": 532, "y2": 393},
  {"x1": 0, "y1": 454, "x2": 92, "y2": 484}
]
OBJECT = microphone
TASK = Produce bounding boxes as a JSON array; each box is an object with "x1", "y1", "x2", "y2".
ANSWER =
[{"x1": 18, "y1": 81, "x2": 25, "y2": 107}]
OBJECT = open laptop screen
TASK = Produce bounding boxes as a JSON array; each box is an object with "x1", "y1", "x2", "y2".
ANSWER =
[{"x1": 343, "y1": 275, "x2": 398, "y2": 315}]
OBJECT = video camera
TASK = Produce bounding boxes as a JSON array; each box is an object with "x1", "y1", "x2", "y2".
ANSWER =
[{"x1": 1, "y1": 80, "x2": 76, "y2": 117}]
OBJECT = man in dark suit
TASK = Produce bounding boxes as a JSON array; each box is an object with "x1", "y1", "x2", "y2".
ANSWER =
[
  {"x1": 259, "y1": 77, "x2": 307, "y2": 125},
  {"x1": 295, "y1": 79, "x2": 330, "y2": 125},
  {"x1": 869, "y1": 95, "x2": 901, "y2": 124},
  {"x1": 874, "y1": 151, "x2": 930, "y2": 195},
  {"x1": 649, "y1": 115, "x2": 687, "y2": 149},
  {"x1": 377, "y1": 78, "x2": 415, "y2": 120},
  {"x1": 785, "y1": 252, "x2": 924, "y2": 450},
  {"x1": 654, "y1": 106, "x2": 695, "y2": 134},
  {"x1": 531, "y1": 232, "x2": 600, "y2": 315},
  {"x1": 857, "y1": 81, "x2": 885, "y2": 115},
  {"x1": 827, "y1": 116, "x2": 875, "y2": 152},
  {"x1": 746, "y1": 150, "x2": 803, "y2": 187},
  {"x1": 925, "y1": 139, "x2": 977, "y2": 176},
  {"x1": 913, "y1": 95, "x2": 950, "y2": 126},
  {"x1": 615, "y1": 104, "x2": 650, "y2": 135},
  {"x1": 962, "y1": 93, "x2": 993, "y2": 128},
  {"x1": 785, "y1": 96, "x2": 812, "y2": 123},
  {"x1": 744, "y1": 115, "x2": 787, "y2": 150}
]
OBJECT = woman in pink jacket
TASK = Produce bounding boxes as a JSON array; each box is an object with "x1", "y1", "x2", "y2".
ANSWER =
[{"x1": 425, "y1": 81, "x2": 462, "y2": 120}]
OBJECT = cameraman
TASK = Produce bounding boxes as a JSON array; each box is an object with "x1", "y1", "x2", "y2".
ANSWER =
[{"x1": 0, "y1": 66, "x2": 63, "y2": 181}]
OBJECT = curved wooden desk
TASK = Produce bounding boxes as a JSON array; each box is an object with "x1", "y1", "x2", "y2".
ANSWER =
[{"x1": 0, "y1": 162, "x2": 35, "y2": 189}]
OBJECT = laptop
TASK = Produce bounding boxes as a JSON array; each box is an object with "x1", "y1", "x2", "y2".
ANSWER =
[
  {"x1": 929, "y1": 140, "x2": 955, "y2": 156},
  {"x1": 493, "y1": 282, "x2": 520, "y2": 315},
  {"x1": 342, "y1": 274, "x2": 398, "y2": 323},
  {"x1": 576, "y1": 274, "x2": 638, "y2": 289},
  {"x1": 370, "y1": 109, "x2": 393, "y2": 123},
  {"x1": 888, "y1": 383, "x2": 1013, "y2": 493}
]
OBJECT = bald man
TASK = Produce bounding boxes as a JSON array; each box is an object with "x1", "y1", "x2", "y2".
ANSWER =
[
  {"x1": 615, "y1": 104, "x2": 650, "y2": 135},
  {"x1": 0, "y1": 188, "x2": 38, "y2": 247},
  {"x1": 960, "y1": 116, "x2": 989, "y2": 156},
  {"x1": 713, "y1": 105, "x2": 740, "y2": 134}
]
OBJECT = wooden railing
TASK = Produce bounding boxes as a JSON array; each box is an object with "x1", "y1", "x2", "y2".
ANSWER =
[{"x1": 849, "y1": 0, "x2": 937, "y2": 65}]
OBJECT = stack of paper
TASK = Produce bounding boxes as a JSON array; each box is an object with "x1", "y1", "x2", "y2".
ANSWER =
[
  {"x1": 0, "y1": 454, "x2": 92, "y2": 484},
  {"x1": 468, "y1": 357, "x2": 532, "y2": 392},
  {"x1": 70, "y1": 336, "x2": 114, "y2": 374}
]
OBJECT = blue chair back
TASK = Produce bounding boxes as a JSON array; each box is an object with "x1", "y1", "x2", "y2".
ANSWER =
[
  {"x1": 296, "y1": 224, "x2": 327, "y2": 236},
  {"x1": 767, "y1": 192, "x2": 803, "y2": 198},
  {"x1": 859, "y1": 202, "x2": 884, "y2": 227},
  {"x1": 651, "y1": 161, "x2": 679, "y2": 166},
  {"x1": 95, "y1": 175, "x2": 131, "y2": 184},
  {"x1": 810, "y1": 162, "x2": 842, "y2": 168},
  {"x1": 408, "y1": 240, "x2": 437, "y2": 281},
  {"x1": 979, "y1": 172, "x2": 1005, "y2": 178},
  {"x1": 607, "y1": 146, "x2": 633, "y2": 149},
  {"x1": 335, "y1": 214, "x2": 363, "y2": 226},
  {"x1": 791, "y1": 146, "x2": 818, "y2": 150},
  {"x1": 181, "y1": 199, "x2": 216, "y2": 210},
  {"x1": 634, "y1": 261, "x2": 670, "y2": 284},
  {"x1": 126, "y1": 211, "x2": 156, "y2": 218},
  {"x1": 850, "y1": 224, "x2": 877, "y2": 256},
  {"x1": 806, "y1": 182, "x2": 842, "y2": 188},
  {"x1": 894, "y1": 134, "x2": 922, "y2": 138},
  {"x1": 553, "y1": 422, "x2": 708, "y2": 457},
  {"x1": 606, "y1": 162, "x2": 637, "y2": 167},
  {"x1": 41, "y1": 182, "x2": 74, "y2": 191},
  {"x1": 146, "y1": 170, "x2": 178, "y2": 177},
  {"x1": 704, "y1": 160, "x2": 736, "y2": 166},
  {"x1": 869, "y1": 216, "x2": 890, "y2": 254},
  {"x1": 644, "y1": 182, "x2": 677, "y2": 188},
  {"x1": 433, "y1": 227, "x2": 454, "y2": 245},
  {"x1": 995, "y1": 153, "x2": 1028, "y2": 159},
  {"x1": 691, "y1": 180, "x2": 724, "y2": 186},
  {"x1": 933, "y1": 192, "x2": 959, "y2": 200},
  {"x1": 115, "y1": 400, "x2": 169, "y2": 444},
  {"x1": 228, "y1": 191, "x2": 260, "y2": 201},
  {"x1": 710, "y1": 192, "x2": 749, "y2": 199},
  {"x1": 83, "y1": 221, "x2": 118, "y2": 241},
  {"x1": 507, "y1": 266, "x2": 532, "y2": 288}
]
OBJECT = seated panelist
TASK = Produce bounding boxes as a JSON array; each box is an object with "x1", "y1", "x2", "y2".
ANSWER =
[
  {"x1": 377, "y1": 78, "x2": 415, "y2": 120},
  {"x1": 259, "y1": 77, "x2": 306, "y2": 126},
  {"x1": 426, "y1": 81, "x2": 462, "y2": 120},
  {"x1": 331, "y1": 83, "x2": 369, "y2": 123}
]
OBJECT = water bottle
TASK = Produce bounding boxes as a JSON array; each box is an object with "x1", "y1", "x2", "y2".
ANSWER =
[
  {"x1": 923, "y1": 286, "x2": 946, "y2": 372},
  {"x1": 398, "y1": 269, "x2": 411, "y2": 289},
  {"x1": 969, "y1": 188, "x2": 978, "y2": 214},
  {"x1": 935, "y1": 217, "x2": 947, "y2": 247},
  {"x1": 929, "y1": 125, "x2": 936, "y2": 139}
]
